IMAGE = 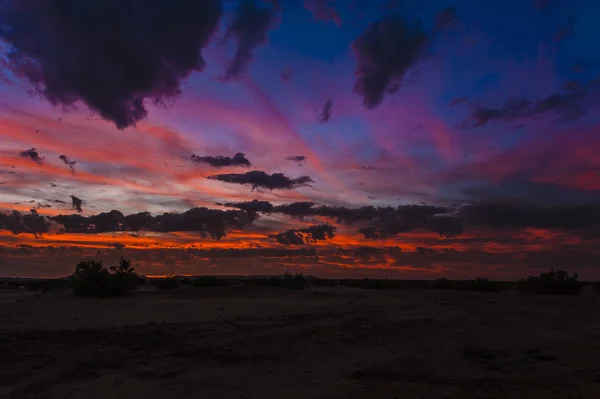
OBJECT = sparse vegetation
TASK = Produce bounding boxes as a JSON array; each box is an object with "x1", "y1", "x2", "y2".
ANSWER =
[
  {"x1": 312, "y1": 278, "x2": 338, "y2": 287},
  {"x1": 70, "y1": 258, "x2": 139, "y2": 297},
  {"x1": 155, "y1": 276, "x2": 181, "y2": 291},
  {"x1": 281, "y1": 272, "x2": 308, "y2": 290},
  {"x1": 431, "y1": 277, "x2": 454, "y2": 289},
  {"x1": 517, "y1": 269, "x2": 582, "y2": 295},
  {"x1": 192, "y1": 276, "x2": 232, "y2": 288},
  {"x1": 458, "y1": 277, "x2": 499, "y2": 292},
  {"x1": 339, "y1": 278, "x2": 388, "y2": 289},
  {"x1": 24, "y1": 279, "x2": 69, "y2": 292},
  {"x1": 246, "y1": 276, "x2": 284, "y2": 288},
  {"x1": 245, "y1": 272, "x2": 308, "y2": 290}
]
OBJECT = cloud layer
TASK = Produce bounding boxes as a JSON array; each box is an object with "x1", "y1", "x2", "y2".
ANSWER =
[{"x1": 2, "y1": 1, "x2": 600, "y2": 278}]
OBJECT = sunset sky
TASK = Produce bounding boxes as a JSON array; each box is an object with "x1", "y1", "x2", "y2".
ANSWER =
[{"x1": 1, "y1": 0, "x2": 600, "y2": 279}]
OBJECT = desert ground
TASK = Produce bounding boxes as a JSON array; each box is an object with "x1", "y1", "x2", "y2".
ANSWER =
[{"x1": 2, "y1": 284, "x2": 600, "y2": 398}]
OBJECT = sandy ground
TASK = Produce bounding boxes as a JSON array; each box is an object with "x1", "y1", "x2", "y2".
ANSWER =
[{"x1": 2, "y1": 285, "x2": 600, "y2": 398}]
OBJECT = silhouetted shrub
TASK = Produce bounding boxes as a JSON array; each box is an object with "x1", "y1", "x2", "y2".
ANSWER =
[
  {"x1": 136, "y1": 276, "x2": 147, "y2": 285},
  {"x1": 71, "y1": 258, "x2": 139, "y2": 297},
  {"x1": 181, "y1": 277, "x2": 191, "y2": 285},
  {"x1": 517, "y1": 269, "x2": 582, "y2": 295},
  {"x1": 155, "y1": 276, "x2": 181, "y2": 290},
  {"x1": 592, "y1": 281, "x2": 600, "y2": 294},
  {"x1": 431, "y1": 277, "x2": 454, "y2": 289},
  {"x1": 192, "y1": 276, "x2": 232, "y2": 288},
  {"x1": 282, "y1": 272, "x2": 308, "y2": 290}
]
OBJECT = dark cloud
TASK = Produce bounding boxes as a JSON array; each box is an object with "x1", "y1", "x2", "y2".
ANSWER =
[
  {"x1": 318, "y1": 100, "x2": 333, "y2": 123},
  {"x1": 189, "y1": 247, "x2": 317, "y2": 258},
  {"x1": 0, "y1": 209, "x2": 50, "y2": 236},
  {"x1": 51, "y1": 214, "x2": 91, "y2": 234},
  {"x1": 415, "y1": 246, "x2": 436, "y2": 255},
  {"x1": 226, "y1": 200, "x2": 600, "y2": 236},
  {"x1": 532, "y1": 0, "x2": 552, "y2": 10},
  {"x1": 124, "y1": 212, "x2": 154, "y2": 231},
  {"x1": 221, "y1": 199, "x2": 274, "y2": 221},
  {"x1": 450, "y1": 97, "x2": 467, "y2": 107},
  {"x1": 107, "y1": 242, "x2": 125, "y2": 250},
  {"x1": 460, "y1": 202, "x2": 600, "y2": 231},
  {"x1": 222, "y1": 0, "x2": 277, "y2": 80},
  {"x1": 223, "y1": 200, "x2": 458, "y2": 237},
  {"x1": 0, "y1": 0, "x2": 223, "y2": 129},
  {"x1": 89, "y1": 210, "x2": 126, "y2": 233},
  {"x1": 49, "y1": 207, "x2": 253, "y2": 239},
  {"x1": 285, "y1": 155, "x2": 307, "y2": 165},
  {"x1": 270, "y1": 224, "x2": 336, "y2": 245},
  {"x1": 18, "y1": 148, "x2": 44, "y2": 164},
  {"x1": 190, "y1": 152, "x2": 251, "y2": 168},
  {"x1": 226, "y1": 200, "x2": 435, "y2": 224},
  {"x1": 357, "y1": 165, "x2": 379, "y2": 171},
  {"x1": 70, "y1": 195, "x2": 83, "y2": 213},
  {"x1": 152, "y1": 207, "x2": 250, "y2": 239},
  {"x1": 304, "y1": 0, "x2": 341, "y2": 26},
  {"x1": 58, "y1": 155, "x2": 76, "y2": 173},
  {"x1": 352, "y1": 14, "x2": 430, "y2": 108},
  {"x1": 208, "y1": 171, "x2": 313, "y2": 191},
  {"x1": 353, "y1": 246, "x2": 382, "y2": 257},
  {"x1": 357, "y1": 206, "x2": 460, "y2": 239},
  {"x1": 46, "y1": 199, "x2": 67, "y2": 204},
  {"x1": 281, "y1": 68, "x2": 292, "y2": 81},
  {"x1": 434, "y1": 6, "x2": 459, "y2": 30},
  {"x1": 468, "y1": 79, "x2": 600, "y2": 127},
  {"x1": 270, "y1": 201, "x2": 317, "y2": 217}
]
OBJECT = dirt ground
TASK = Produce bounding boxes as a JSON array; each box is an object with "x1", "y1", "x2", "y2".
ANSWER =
[{"x1": 2, "y1": 285, "x2": 600, "y2": 399}]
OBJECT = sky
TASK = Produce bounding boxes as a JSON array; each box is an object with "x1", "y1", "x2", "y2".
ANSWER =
[{"x1": 1, "y1": 0, "x2": 600, "y2": 279}]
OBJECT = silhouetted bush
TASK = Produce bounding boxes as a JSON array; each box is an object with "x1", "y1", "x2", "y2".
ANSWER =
[
  {"x1": 71, "y1": 258, "x2": 139, "y2": 297},
  {"x1": 136, "y1": 276, "x2": 147, "y2": 285},
  {"x1": 155, "y1": 276, "x2": 181, "y2": 290},
  {"x1": 282, "y1": 272, "x2": 308, "y2": 290},
  {"x1": 181, "y1": 277, "x2": 191, "y2": 285},
  {"x1": 431, "y1": 277, "x2": 454, "y2": 289},
  {"x1": 517, "y1": 269, "x2": 582, "y2": 295},
  {"x1": 591, "y1": 281, "x2": 600, "y2": 294},
  {"x1": 192, "y1": 276, "x2": 232, "y2": 288}
]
